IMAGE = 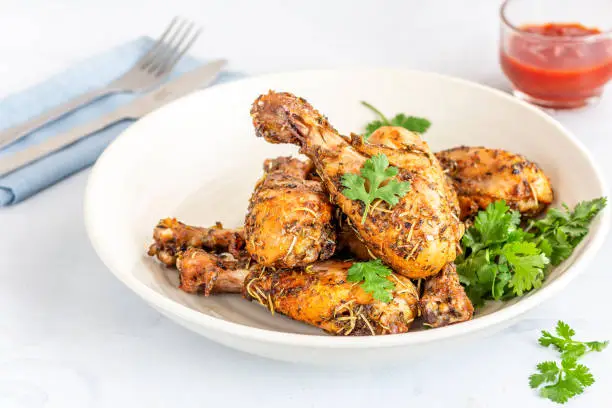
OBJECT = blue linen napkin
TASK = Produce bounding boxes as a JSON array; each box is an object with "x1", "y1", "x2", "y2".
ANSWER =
[{"x1": 0, "y1": 37, "x2": 239, "y2": 206}]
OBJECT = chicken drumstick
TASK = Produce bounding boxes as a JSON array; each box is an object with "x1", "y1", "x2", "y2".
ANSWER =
[{"x1": 251, "y1": 92, "x2": 462, "y2": 279}]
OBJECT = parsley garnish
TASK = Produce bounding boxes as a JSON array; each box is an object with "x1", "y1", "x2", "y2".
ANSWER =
[
  {"x1": 341, "y1": 153, "x2": 411, "y2": 224},
  {"x1": 530, "y1": 321, "x2": 608, "y2": 404},
  {"x1": 347, "y1": 259, "x2": 395, "y2": 302},
  {"x1": 361, "y1": 101, "x2": 431, "y2": 139},
  {"x1": 457, "y1": 198, "x2": 606, "y2": 306}
]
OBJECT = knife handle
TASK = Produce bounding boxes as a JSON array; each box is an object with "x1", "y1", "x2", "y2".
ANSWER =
[{"x1": 0, "y1": 108, "x2": 126, "y2": 178}]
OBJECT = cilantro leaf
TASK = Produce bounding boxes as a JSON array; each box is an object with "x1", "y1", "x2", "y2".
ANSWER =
[
  {"x1": 361, "y1": 101, "x2": 431, "y2": 139},
  {"x1": 457, "y1": 201, "x2": 549, "y2": 303},
  {"x1": 341, "y1": 153, "x2": 411, "y2": 224},
  {"x1": 536, "y1": 361, "x2": 593, "y2": 404},
  {"x1": 389, "y1": 114, "x2": 431, "y2": 133},
  {"x1": 531, "y1": 321, "x2": 607, "y2": 404},
  {"x1": 468, "y1": 201, "x2": 521, "y2": 250},
  {"x1": 456, "y1": 249, "x2": 498, "y2": 306},
  {"x1": 374, "y1": 179, "x2": 412, "y2": 207},
  {"x1": 539, "y1": 382, "x2": 575, "y2": 404},
  {"x1": 571, "y1": 363, "x2": 595, "y2": 387},
  {"x1": 539, "y1": 330, "x2": 566, "y2": 351},
  {"x1": 528, "y1": 197, "x2": 607, "y2": 265},
  {"x1": 499, "y1": 241, "x2": 549, "y2": 296},
  {"x1": 347, "y1": 259, "x2": 395, "y2": 302},
  {"x1": 538, "y1": 321, "x2": 609, "y2": 360},
  {"x1": 461, "y1": 200, "x2": 521, "y2": 254},
  {"x1": 556, "y1": 320, "x2": 576, "y2": 339},
  {"x1": 586, "y1": 340, "x2": 610, "y2": 352},
  {"x1": 457, "y1": 198, "x2": 605, "y2": 306},
  {"x1": 529, "y1": 361, "x2": 560, "y2": 388},
  {"x1": 341, "y1": 174, "x2": 368, "y2": 202}
]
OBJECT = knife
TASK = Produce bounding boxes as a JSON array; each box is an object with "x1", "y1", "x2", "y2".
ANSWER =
[{"x1": 0, "y1": 59, "x2": 227, "y2": 178}]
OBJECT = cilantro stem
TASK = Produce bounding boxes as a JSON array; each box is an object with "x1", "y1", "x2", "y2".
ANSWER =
[
  {"x1": 361, "y1": 202, "x2": 370, "y2": 224},
  {"x1": 361, "y1": 101, "x2": 390, "y2": 125}
]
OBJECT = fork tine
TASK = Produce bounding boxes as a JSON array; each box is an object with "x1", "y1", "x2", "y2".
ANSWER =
[
  {"x1": 156, "y1": 21, "x2": 194, "y2": 72},
  {"x1": 149, "y1": 21, "x2": 192, "y2": 75},
  {"x1": 137, "y1": 17, "x2": 179, "y2": 68},
  {"x1": 147, "y1": 18, "x2": 190, "y2": 74},
  {"x1": 158, "y1": 26, "x2": 202, "y2": 75},
  {"x1": 144, "y1": 18, "x2": 186, "y2": 71}
]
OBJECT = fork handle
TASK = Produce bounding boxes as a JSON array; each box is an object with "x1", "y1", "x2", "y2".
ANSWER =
[
  {"x1": 0, "y1": 108, "x2": 127, "y2": 178},
  {"x1": 0, "y1": 87, "x2": 119, "y2": 150}
]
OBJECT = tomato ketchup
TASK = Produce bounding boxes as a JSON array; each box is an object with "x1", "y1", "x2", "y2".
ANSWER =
[{"x1": 500, "y1": 23, "x2": 612, "y2": 108}]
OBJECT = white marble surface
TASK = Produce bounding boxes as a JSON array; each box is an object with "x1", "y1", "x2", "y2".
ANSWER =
[{"x1": 0, "y1": 0, "x2": 611, "y2": 406}]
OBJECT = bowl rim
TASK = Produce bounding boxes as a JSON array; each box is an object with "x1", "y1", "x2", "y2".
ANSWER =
[{"x1": 84, "y1": 67, "x2": 611, "y2": 349}]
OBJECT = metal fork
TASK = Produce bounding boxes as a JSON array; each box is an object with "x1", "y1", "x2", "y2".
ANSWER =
[{"x1": 0, "y1": 17, "x2": 201, "y2": 150}]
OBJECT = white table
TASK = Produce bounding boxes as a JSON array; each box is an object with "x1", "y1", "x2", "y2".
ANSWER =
[{"x1": 1, "y1": 1, "x2": 610, "y2": 407}]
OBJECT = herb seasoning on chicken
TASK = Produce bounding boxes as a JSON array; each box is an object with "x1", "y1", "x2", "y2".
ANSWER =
[
  {"x1": 175, "y1": 245, "x2": 419, "y2": 336},
  {"x1": 436, "y1": 146, "x2": 553, "y2": 220},
  {"x1": 244, "y1": 156, "x2": 336, "y2": 268},
  {"x1": 251, "y1": 92, "x2": 463, "y2": 279}
]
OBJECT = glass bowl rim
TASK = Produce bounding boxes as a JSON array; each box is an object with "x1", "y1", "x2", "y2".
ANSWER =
[{"x1": 500, "y1": 0, "x2": 612, "y2": 41}]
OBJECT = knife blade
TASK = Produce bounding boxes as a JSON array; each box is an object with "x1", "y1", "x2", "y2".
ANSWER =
[{"x1": 0, "y1": 59, "x2": 227, "y2": 178}]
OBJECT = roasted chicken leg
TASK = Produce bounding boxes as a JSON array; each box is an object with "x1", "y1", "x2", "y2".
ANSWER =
[
  {"x1": 148, "y1": 218, "x2": 244, "y2": 266},
  {"x1": 175, "y1": 247, "x2": 419, "y2": 336},
  {"x1": 251, "y1": 92, "x2": 462, "y2": 278},
  {"x1": 436, "y1": 146, "x2": 554, "y2": 220},
  {"x1": 244, "y1": 156, "x2": 336, "y2": 268}
]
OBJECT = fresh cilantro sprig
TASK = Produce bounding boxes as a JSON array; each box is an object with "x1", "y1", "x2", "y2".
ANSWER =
[
  {"x1": 347, "y1": 259, "x2": 395, "y2": 302},
  {"x1": 530, "y1": 359, "x2": 594, "y2": 404},
  {"x1": 539, "y1": 321, "x2": 609, "y2": 359},
  {"x1": 341, "y1": 153, "x2": 411, "y2": 224},
  {"x1": 457, "y1": 199, "x2": 606, "y2": 306},
  {"x1": 527, "y1": 197, "x2": 607, "y2": 265},
  {"x1": 457, "y1": 200, "x2": 549, "y2": 306},
  {"x1": 361, "y1": 101, "x2": 431, "y2": 140},
  {"x1": 530, "y1": 321, "x2": 608, "y2": 404}
]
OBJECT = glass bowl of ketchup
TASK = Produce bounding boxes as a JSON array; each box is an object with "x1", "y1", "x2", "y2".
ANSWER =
[{"x1": 500, "y1": 0, "x2": 612, "y2": 109}]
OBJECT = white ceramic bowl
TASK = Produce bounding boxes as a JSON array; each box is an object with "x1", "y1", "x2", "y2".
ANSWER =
[{"x1": 84, "y1": 69, "x2": 610, "y2": 365}]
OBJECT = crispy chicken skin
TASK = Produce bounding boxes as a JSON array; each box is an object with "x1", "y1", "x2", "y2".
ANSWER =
[
  {"x1": 251, "y1": 91, "x2": 462, "y2": 278},
  {"x1": 147, "y1": 218, "x2": 244, "y2": 266},
  {"x1": 337, "y1": 218, "x2": 473, "y2": 328},
  {"x1": 244, "y1": 156, "x2": 336, "y2": 268},
  {"x1": 436, "y1": 146, "x2": 554, "y2": 220},
  {"x1": 161, "y1": 235, "x2": 419, "y2": 336},
  {"x1": 174, "y1": 252, "x2": 419, "y2": 336},
  {"x1": 244, "y1": 260, "x2": 419, "y2": 335},
  {"x1": 419, "y1": 263, "x2": 474, "y2": 327}
]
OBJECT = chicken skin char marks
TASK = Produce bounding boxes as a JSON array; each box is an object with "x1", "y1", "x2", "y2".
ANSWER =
[
  {"x1": 244, "y1": 156, "x2": 336, "y2": 268},
  {"x1": 251, "y1": 91, "x2": 463, "y2": 279},
  {"x1": 436, "y1": 146, "x2": 554, "y2": 220},
  {"x1": 176, "y1": 247, "x2": 419, "y2": 336},
  {"x1": 148, "y1": 218, "x2": 245, "y2": 266}
]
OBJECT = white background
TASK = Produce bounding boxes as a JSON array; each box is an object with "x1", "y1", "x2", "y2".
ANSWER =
[{"x1": 0, "y1": 0, "x2": 611, "y2": 407}]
